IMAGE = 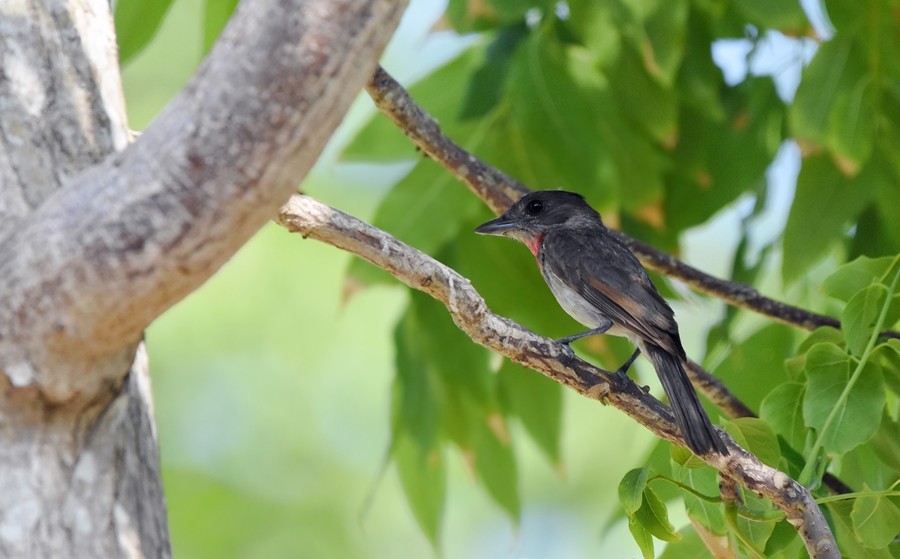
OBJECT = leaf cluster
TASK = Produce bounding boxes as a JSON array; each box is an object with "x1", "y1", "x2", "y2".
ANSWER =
[{"x1": 338, "y1": 0, "x2": 900, "y2": 555}]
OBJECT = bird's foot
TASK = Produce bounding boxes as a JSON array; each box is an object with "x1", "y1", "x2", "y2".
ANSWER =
[{"x1": 554, "y1": 338, "x2": 577, "y2": 357}]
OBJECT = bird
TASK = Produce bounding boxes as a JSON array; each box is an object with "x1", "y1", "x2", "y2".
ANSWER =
[{"x1": 475, "y1": 189, "x2": 728, "y2": 455}]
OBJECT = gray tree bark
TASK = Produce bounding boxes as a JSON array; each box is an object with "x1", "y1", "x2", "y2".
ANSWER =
[{"x1": 0, "y1": 0, "x2": 406, "y2": 556}]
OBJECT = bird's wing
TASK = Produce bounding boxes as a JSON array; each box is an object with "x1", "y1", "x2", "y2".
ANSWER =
[{"x1": 540, "y1": 228, "x2": 684, "y2": 358}]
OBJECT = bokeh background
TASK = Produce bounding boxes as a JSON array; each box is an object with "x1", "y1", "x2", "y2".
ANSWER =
[{"x1": 119, "y1": 0, "x2": 900, "y2": 556}]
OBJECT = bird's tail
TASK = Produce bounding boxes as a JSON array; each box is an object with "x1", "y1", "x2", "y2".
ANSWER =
[{"x1": 643, "y1": 343, "x2": 728, "y2": 455}]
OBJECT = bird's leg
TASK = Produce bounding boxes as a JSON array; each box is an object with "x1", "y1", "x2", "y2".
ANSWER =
[
  {"x1": 614, "y1": 348, "x2": 641, "y2": 380},
  {"x1": 556, "y1": 317, "x2": 613, "y2": 347}
]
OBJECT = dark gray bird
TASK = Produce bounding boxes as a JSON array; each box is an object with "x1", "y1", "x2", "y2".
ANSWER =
[{"x1": 476, "y1": 190, "x2": 727, "y2": 455}]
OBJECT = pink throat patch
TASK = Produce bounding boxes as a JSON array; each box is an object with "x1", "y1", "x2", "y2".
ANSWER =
[{"x1": 526, "y1": 232, "x2": 544, "y2": 259}]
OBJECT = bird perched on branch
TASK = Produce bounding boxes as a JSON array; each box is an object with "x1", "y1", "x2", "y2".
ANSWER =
[{"x1": 476, "y1": 190, "x2": 728, "y2": 455}]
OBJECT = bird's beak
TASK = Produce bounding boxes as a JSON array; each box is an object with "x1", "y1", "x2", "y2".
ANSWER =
[{"x1": 475, "y1": 215, "x2": 519, "y2": 236}]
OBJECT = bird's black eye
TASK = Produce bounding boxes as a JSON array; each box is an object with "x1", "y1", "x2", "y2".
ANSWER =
[{"x1": 526, "y1": 199, "x2": 543, "y2": 215}]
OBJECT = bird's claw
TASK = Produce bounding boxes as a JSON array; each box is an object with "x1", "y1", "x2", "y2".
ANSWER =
[{"x1": 555, "y1": 339, "x2": 576, "y2": 356}]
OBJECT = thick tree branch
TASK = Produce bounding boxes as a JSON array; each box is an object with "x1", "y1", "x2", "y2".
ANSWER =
[
  {"x1": 364, "y1": 65, "x2": 900, "y2": 340},
  {"x1": 276, "y1": 193, "x2": 839, "y2": 559},
  {"x1": 0, "y1": 0, "x2": 408, "y2": 403},
  {"x1": 0, "y1": 1, "x2": 407, "y2": 556}
]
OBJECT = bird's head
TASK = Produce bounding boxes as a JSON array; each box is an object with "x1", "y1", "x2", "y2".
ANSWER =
[{"x1": 475, "y1": 190, "x2": 602, "y2": 251}]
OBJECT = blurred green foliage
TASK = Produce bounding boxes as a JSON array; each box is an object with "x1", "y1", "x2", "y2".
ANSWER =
[{"x1": 118, "y1": 0, "x2": 900, "y2": 556}]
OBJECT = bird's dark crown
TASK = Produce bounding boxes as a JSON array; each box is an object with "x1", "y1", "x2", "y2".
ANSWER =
[{"x1": 503, "y1": 190, "x2": 603, "y2": 231}]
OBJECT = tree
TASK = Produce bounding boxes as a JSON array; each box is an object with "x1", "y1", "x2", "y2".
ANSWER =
[
  {"x1": 0, "y1": 0, "x2": 405, "y2": 556},
  {"x1": 2, "y1": 0, "x2": 898, "y2": 558}
]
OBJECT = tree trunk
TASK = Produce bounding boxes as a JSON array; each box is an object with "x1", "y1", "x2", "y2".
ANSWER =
[{"x1": 0, "y1": 0, "x2": 406, "y2": 556}]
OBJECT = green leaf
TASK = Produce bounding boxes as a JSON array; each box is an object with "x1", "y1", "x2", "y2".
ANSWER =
[
  {"x1": 713, "y1": 324, "x2": 795, "y2": 410},
  {"x1": 608, "y1": 45, "x2": 678, "y2": 145},
  {"x1": 627, "y1": 516, "x2": 655, "y2": 559},
  {"x1": 445, "y1": 0, "x2": 500, "y2": 32},
  {"x1": 502, "y1": 27, "x2": 665, "y2": 212},
  {"x1": 115, "y1": 0, "x2": 176, "y2": 64},
  {"x1": 487, "y1": 0, "x2": 553, "y2": 23},
  {"x1": 851, "y1": 486, "x2": 900, "y2": 548},
  {"x1": 657, "y1": 527, "x2": 710, "y2": 558},
  {"x1": 671, "y1": 458, "x2": 725, "y2": 534},
  {"x1": 472, "y1": 412, "x2": 520, "y2": 521},
  {"x1": 759, "y1": 382, "x2": 807, "y2": 451},
  {"x1": 409, "y1": 291, "x2": 493, "y2": 406},
  {"x1": 633, "y1": 487, "x2": 681, "y2": 543},
  {"x1": 823, "y1": 255, "x2": 897, "y2": 302},
  {"x1": 342, "y1": 46, "x2": 485, "y2": 162},
  {"x1": 460, "y1": 25, "x2": 527, "y2": 119},
  {"x1": 393, "y1": 432, "x2": 446, "y2": 547},
  {"x1": 362, "y1": 156, "x2": 484, "y2": 257},
  {"x1": 619, "y1": 468, "x2": 651, "y2": 515},
  {"x1": 564, "y1": 1, "x2": 622, "y2": 66},
  {"x1": 763, "y1": 520, "x2": 800, "y2": 557},
  {"x1": 638, "y1": 0, "x2": 689, "y2": 87},
  {"x1": 869, "y1": 412, "x2": 900, "y2": 477},
  {"x1": 724, "y1": 417, "x2": 781, "y2": 468},
  {"x1": 828, "y1": 500, "x2": 895, "y2": 559},
  {"x1": 497, "y1": 360, "x2": 562, "y2": 464},
  {"x1": 203, "y1": 0, "x2": 240, "y2": 54},
  {"x1": 732, "y1": 0, "x2": 810, "y2": 30},
  {"x1": 798, "y1": 326, "x2": 846, "y2": 354},
  {"x1": 880, "y1": 340, "x2": 900, "y2": 395},
  {"x1": 791, "y1": 37, "x2": 875, "y2": 174},
  {"x1": 667, "y1": 78, "x2": 784, "y2": 234},
  {"x1": 803, "y1": 343, "x2": 886, "y2": 453},
  {"x1": 782, "y1": 155, "x2": 876, "y2": 284},
  {"x1": 393, "y1": 308, "x2": 442, "y2": 451},
  {"x1": 842, "y1": 284, "x2": 888, "y2": 356},
  {"x1": 734, "y1": 515, "x2": 776, "y2": 556}
]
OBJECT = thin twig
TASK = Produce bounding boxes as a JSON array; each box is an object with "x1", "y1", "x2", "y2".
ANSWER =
[
  {"x1": 276, "y1": 193, "x2": 839, "y2": 559},
  {"x1": 365, "y1": 65, "x2": 900, "y2": 340}
]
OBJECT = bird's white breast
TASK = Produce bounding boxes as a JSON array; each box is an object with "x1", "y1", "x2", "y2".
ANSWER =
[{"x1": 541, "y1": 265, "x2": 631, "y2": 338}]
